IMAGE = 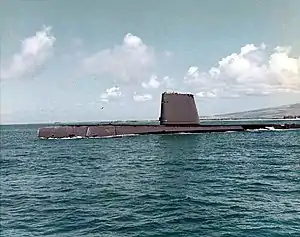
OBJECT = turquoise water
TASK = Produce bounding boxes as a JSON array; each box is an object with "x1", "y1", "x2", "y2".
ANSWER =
[{"x1": 1, "y1": 125, "x2": 300, "y2": 236}]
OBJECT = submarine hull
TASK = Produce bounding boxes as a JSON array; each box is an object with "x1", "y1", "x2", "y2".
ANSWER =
[
  {"x1": 37, "y1": 123, "x2": 300, "y2": 139},
  {"x1": 37, "y1": 124, "x2": 244, "y2": 139}
]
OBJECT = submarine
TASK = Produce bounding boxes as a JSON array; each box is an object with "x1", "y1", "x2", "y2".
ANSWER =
[{"x1": 37, "y1": 92, "x2": 300, "y2": 139}]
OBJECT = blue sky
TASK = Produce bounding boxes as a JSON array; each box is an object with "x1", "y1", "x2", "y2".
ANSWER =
[{"x1": 1, "y1": 0, "x2": 300, "y2": 124}]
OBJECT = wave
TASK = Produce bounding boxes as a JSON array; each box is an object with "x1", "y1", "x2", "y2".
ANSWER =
[
  {"x1": 246, "y1": 126, "x2": 296, "y2": 132},
  {"x1": 44, "y1": 136, "x2": 84, "y2": 140}
]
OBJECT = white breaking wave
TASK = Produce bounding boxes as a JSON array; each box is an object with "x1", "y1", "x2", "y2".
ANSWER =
[
  {"x1": 44, "y1": 136, "x2": 84, "y2": 140},
  {"x1": 61, "y1": 136, "x2": 84, "y2": 140},
  {"x1": 247, "y1": 128, "x2": 269, "y2": 132},
  {"x1": 246, "y1": 127, "x2": 295, "y2": 132}
]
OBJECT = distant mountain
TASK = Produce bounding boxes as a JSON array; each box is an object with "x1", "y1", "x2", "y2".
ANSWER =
[{"x1": 215, "y1": 103, "x2": 300, "y2": 119}]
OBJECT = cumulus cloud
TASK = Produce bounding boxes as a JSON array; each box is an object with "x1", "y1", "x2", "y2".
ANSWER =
[
  {"x1": 82, "y1": 33, "x2": 155, "y2": 83},
  {"x1": 184, "y1": 44, "x2": 300, "y2": 97},
  {"x1": 140, "y1": 75, "x2": 175, "y2": 91},
  {"x1": 100, "y1": 86, "x2": 123, "y2": 102},
  {"x1": 133, "y1": 93, "x2": 153, "y2": 102},
  {"x1": 0, "y1": 26, "x2": 56, "y2": 80},
  {"x1": 161, "y1": 76, "x2": 175, "y2": 89},
  {"x1": 141, "y1": 75, "x2": 160, "y2": 89},
  {"x1": 196, "y1": 90, "x2": 217, "y2": 98}
]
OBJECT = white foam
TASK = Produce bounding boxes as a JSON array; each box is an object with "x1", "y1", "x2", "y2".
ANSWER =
[
  {"x1": 265, "y1": 126, "x2": 276, "y2": 130},
  {"x1": 41, "y1": 136, "x2": 84, "y2": 140},
  {"x1": 246, "y1": 127, "x2": 297, "y2": 132},
  {"x1": 61, "y1": 136, "x2": 83, "y2": 140},
  {"x1": 247, "y1": 128, "x2": 269, "y2": 132}
]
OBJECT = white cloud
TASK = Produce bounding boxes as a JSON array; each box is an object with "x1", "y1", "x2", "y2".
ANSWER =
[
  {"x1": 141, "y1": 75, "x2": 160, "y2": 89},
  {"x1": 133, "y1": 93, "x2": 153, "y2": 102},
  {"x1": 162, "y1": 76, "x2": 175, "y2": 89},
  {"x1": 186, "y1": 66, "x2": 200, "y2": 79},
  {"x1": 140, "y1": 75, "x2": 176, "y2": 91},
  {"x1": 82, "y1": 33, "x2": 155, "y2": 83},
  {"x1": 0, "y1": 26, "x2": 56, "y2": 80},
  {"x1": 100, "y1": 86, "x2": 123, "y2": 102},
  {"x1": 184, "y1": 44, "x2": 300, "y2": 97},
  {"x1": 196, "y1": 90, "x2": 217, "y2": 98}
]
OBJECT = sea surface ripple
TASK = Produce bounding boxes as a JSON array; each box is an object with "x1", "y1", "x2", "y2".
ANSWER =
[{"x1": 1, "y1": 125, "x2": 300, "y2": 236}]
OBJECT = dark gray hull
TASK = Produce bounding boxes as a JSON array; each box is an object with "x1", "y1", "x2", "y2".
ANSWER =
[{"x1": 37, "y1": 123, "x2": 300, "y2": 139}]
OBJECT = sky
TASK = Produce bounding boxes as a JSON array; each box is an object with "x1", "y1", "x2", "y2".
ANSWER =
[{"x1": 1, "y1": 0, "x2": 300, "y2": 124}]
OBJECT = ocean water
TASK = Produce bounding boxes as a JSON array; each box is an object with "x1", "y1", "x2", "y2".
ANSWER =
[{"x1": 1, "y1": 124, "x2": 300, "y2": 236}]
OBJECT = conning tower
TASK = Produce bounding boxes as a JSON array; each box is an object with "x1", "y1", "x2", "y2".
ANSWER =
[{"x1": 159, "y1": 92, "x2": 200, "y2": 125}]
